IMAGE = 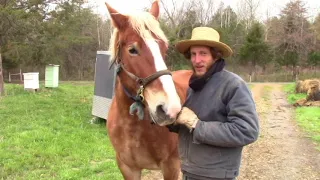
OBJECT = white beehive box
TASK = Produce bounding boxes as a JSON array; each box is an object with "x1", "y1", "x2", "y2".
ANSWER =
[{"x1": 23, "y1": 72, "x2": 39, "y2": 90}]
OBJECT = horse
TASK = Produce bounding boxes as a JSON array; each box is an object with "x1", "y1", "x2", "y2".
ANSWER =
[{"x1": 104, "y1": 1, "x2": 192, "y2": 180}]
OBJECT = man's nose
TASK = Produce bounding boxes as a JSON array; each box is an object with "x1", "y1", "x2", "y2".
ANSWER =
[{"x1": 194, "y1": 54, "x2": 201, "y2": 63}]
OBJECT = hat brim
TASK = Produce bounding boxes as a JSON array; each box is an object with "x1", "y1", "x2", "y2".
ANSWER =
[{"x1": 175, "y1": 40, "x2": 233, "y2": 58}]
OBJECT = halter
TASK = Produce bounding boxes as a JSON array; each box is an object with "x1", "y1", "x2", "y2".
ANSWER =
[{"x1": 109, "y1": 43, "x2": 171, "y2": 121}]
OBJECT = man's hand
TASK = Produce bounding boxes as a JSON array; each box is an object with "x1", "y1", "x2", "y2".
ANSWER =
[{"x1": 176, "y1": 107, "x2": 199, "y2": 131}]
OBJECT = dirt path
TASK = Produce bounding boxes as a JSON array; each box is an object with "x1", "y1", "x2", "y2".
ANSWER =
[
  {"x1": 239, "y1": 83, "x2": 320, "y2": 180},
  {"x1": 142, "y1": 83, "x2": 320, "y2": 180}
]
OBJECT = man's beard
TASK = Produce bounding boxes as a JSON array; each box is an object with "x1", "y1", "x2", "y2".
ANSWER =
[
  {"x1": 188, "y1": 58, "x2": 225, "y2": 91},
  {"x1": 192, "y1": 64, "x2": 212, "y2": 78},
  {"x1": 192, "y1": 67, "x2": 203, "y2": 78}
]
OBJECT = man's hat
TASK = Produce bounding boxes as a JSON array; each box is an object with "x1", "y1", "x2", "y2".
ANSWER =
[{"x1": 175, "y1": 27, "x2": 233, "y2": 58}]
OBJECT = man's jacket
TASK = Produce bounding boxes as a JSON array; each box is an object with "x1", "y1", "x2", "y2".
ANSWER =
[{"x1": 178, "y1": 70, "x2": 259, "y2": 179}]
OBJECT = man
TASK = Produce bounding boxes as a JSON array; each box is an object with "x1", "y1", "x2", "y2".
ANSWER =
[{"x1": 171, "y1": 27, "x2": 259, "y2": 180}]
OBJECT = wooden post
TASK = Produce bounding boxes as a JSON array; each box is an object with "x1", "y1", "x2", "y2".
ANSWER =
[
  {"x1": 0, "y1": 47, "x2": 4, "y2": 96},
  {"x1": 19, "y1": 69, "x2": 22, "y2": 82}
]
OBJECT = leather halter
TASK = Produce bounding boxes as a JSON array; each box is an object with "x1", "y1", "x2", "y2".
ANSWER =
[{"x1": 110, "y1": 44, "x2": 172, "y2": 104}]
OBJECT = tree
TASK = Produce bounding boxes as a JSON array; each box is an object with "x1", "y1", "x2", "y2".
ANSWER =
[
  {"x1": 45, "y1": 1, "x2": 99, "y2": 80},
  {"x1": 311, "y1": 13, "x2": 320, "y2": 50},
  {"x1": 0, "y1": 0, "x2": 24, "y2": 95},
  {"x1": 0, "y1": 47, "x2": 3, "y2": 96},
  {"x1": 207, "y1": 5, "x2": 247, "y2": 72},
  {"x1": 208, "y1": 5, "x2": 246, "y2": 52},
  {"x1": 276, "y1": 0, "x2": 313, "y2": 79},
  {"x1": 239, "y1": 22, "x2": 271, "y2": 82},
  {"x1": 1, "y1": 0, "x2": 103, "y2": 80},
  {"x1": 160, "y1": 0, "x2": 204, "y2": 70},
  {"x1": 235, "y1": 0, "x2": 261, "y2": 33},
  {"x1": 308, "y1": 13, "x2": 320, "y2": 68},
  {"x1": 209, "y1": 4, "x2": 234, "y2": 29},
  {"x1": 1, "y1": 0, "x2": 53, "y2": 69},
  {"x1": 308, "y1": 51, "x2": 320, "y2": 66}
]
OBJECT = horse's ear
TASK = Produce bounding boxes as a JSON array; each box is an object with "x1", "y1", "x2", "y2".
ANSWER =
[
  {"x1": 150, "y1": 0, "x2": 160, "y2": 20},
  {"x1": 105, "y1": 2, "x2": 128, "y2": 29}
]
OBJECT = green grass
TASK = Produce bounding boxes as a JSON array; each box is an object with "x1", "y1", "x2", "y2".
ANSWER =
[
  {"x1": 296, "y1": 107, "x2": 320, "y2": 146},
  {"x1": 283, "y1": 83, "x2": 306, "y2": 104},
  {"x1": 0, "y1": 83, "x2": 122, "y2": 179},
  {"x1": 283, "y1": 83, "x2": 320, "y2": 150}
]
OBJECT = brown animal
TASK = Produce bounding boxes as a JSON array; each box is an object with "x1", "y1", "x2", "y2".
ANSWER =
[{"x1": 105, "y1": 1, "x2": 192, "y2": 180}]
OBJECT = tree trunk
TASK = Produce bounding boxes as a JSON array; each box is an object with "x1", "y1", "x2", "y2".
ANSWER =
[
  {"x1": 293, "y1": 65, "x2": 299, "y2": 81},
  {"x1": 0, "y1": 47, "x2": 4, "y2": 96}
]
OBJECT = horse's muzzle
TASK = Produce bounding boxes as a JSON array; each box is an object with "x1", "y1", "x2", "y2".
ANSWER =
[{"x1": 149, "y1": 105, "x2": 176, "y2": 126}]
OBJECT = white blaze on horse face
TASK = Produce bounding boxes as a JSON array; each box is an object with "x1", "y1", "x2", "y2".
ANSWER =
[{"x1": 145, "y1": 39, "x2": 182, "y2": 119}]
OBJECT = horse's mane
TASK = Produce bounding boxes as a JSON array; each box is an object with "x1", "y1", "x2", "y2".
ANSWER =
[{"x1": 109, "y1": 11, "x2": 168, "y2": 62}]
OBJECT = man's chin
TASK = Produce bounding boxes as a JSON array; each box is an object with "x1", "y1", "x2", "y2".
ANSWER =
[{"x1": 195, "y1": 71, "x2": 205, "y2": 77}]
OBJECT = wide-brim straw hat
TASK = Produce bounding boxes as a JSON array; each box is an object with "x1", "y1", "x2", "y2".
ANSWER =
[{"x1": 175, "y1": 27, "x2": 233, "y2": 58}]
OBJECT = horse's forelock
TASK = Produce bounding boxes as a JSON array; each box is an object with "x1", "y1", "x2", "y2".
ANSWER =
[{"x1": 128, "y1": 11, "x2": 168, "y2": 45}]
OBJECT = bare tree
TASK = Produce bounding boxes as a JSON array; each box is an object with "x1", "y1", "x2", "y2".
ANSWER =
[
  {"x1": 160, "y1": 0, "x2": 186, "y2": 29},
  {"x1": 312, "y1": 13, "x2": 320, "y2": 49},
  {"x1": 264, "y1": 8, "x2": 270, "y2": 41},
  {"x1": 235, "y1": 0, "x2": 261, "y2": 33},
  {"x1": 160, "y1": 0, "x2": 219, "y2": 31},
  {"x1": 273, "y1": 0, "x2": 314, "y2": 79},
  {"x1": 195, "y1": 0, "x2": 217, "y2": 25}
]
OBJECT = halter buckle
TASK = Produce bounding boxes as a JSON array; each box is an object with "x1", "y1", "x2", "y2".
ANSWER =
[{"x1": 137, "y1": 85, "x2": 145, "y2": 102}]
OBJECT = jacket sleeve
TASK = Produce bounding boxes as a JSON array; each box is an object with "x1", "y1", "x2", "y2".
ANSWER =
[{"x1": 192, "y1": 80, "x2": 259, "y2": 147}]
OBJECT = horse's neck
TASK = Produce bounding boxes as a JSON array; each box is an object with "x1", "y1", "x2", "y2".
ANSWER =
[
  {"x1": 172, "y1": 70, "x2": 193, "y2": 102},
  {"x1": 114, "y1": 79, "x2": 133, "y2": 108}
]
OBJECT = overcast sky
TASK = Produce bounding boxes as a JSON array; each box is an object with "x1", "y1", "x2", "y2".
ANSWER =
[{"x1": 91, "y1": 0, "x2": 320, "y2": 21}]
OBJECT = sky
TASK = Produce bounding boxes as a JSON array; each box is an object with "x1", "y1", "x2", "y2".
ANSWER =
[{"x1": 90, "y1": 0, "x2": 320, "y2": 22}]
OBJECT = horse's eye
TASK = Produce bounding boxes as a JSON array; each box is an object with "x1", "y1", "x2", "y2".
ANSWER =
[{"x1": 129, "y1": 47, "x2": 139, "y2": 55}]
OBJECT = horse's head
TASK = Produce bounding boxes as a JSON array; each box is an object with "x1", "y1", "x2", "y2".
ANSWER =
[{"x1": 105, "y1": 0, "x2": 181, "y2": 126}]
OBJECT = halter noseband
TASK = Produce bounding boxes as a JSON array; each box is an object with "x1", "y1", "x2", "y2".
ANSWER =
[{"x1": 116, "y1": 64, "x2": 171, "y2": 102}]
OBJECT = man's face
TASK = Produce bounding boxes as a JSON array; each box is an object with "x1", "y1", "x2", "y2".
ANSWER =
[{"x1": 190, "y1": 46, "x2": 216, "y2": 77}]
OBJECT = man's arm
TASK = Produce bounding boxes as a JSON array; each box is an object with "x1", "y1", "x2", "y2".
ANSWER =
[{"x1": 192, "y1": 81, "x2": 259, "y2": 147}]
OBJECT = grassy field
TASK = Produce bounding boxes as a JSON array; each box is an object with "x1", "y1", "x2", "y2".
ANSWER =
[
  {"x1": 283, "y1": 83, "x2": 320, "y2": 150},
  {"x1": 2, "y1": 81, "x2": 318, "y2": 179},
  {"x1": 0, "y1": 83, "x2": 123, "y2": 179}
]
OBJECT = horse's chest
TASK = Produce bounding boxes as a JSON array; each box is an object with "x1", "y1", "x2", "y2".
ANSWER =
[
  {"x1": 111, "y1": 127, "x2": 157, "y2": 152},
  {"x1": 108, "y1": 123, "x2": 161, "y2": 169}
]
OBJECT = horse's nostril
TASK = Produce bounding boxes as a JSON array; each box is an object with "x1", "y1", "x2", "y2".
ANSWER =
[{"x1": 156, "y1": 104, "x2": 166, "y2": 115}]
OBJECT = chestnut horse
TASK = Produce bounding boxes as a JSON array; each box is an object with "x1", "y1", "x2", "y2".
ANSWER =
[{"x1": 105, "y1": 1, "x2": 191, "y2": 180}]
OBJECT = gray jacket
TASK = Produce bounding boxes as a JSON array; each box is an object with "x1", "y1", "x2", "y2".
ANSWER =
[{"x1": 179, "y1": 70, "x2": 259, "y2": 179}]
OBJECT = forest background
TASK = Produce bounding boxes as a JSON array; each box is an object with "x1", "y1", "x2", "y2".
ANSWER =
[{"x1": 1, "y1": 0, "x2": 319, "y2": 93}]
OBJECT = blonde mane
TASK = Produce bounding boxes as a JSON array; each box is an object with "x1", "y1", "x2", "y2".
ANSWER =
[{"x1": 109, "y1": 11, "x2": 168, "y2": 62}]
